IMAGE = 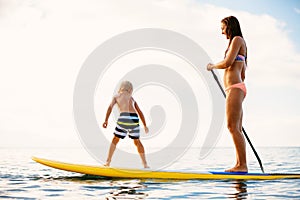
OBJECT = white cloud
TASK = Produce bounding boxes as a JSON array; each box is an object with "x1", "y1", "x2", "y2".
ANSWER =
[
  {"x1": 294, "y1": 7, "x2": 300, "y2": 14},
  {"x1": 0, "y1": 0, "x2": 299, "y2": 148}
]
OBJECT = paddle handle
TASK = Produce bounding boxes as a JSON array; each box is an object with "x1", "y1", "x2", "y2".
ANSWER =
[{"x1": 211, "y1": 70, "x2": 264, "y2": 173}]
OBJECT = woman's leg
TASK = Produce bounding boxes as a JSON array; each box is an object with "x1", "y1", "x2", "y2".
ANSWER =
[
  {"x1": 104, "y1": 136, "x2": 120, "y2": 166},
  {"x1": 225, "y1": 89, "x2": 248, "y2": 172}
]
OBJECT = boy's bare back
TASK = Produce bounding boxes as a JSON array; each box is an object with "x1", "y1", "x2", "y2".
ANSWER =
[
  {"x1": 114, "y1": 92, "x2": 136, "y2": 113},
  {"x1": 103, "y1": 80, "x2": 148, "y2": 134}
]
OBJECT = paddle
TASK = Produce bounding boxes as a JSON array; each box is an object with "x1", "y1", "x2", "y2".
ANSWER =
[{"x1": 210, "y1": 69, "x2": 265, "y2": 173}]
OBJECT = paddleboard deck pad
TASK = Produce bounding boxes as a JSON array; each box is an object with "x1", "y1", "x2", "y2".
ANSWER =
[{"x1": 32, "y1": 157, "x2": 300, "y2": 180}]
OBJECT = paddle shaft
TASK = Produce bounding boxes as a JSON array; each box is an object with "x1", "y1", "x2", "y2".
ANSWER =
[{"x1": 211, "y1": 70, "x2": 265, "y2": 173}]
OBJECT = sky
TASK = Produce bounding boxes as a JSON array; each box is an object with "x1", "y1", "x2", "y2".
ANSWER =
[
  {"x1": 205, "y1": 0, "x2": 300, "y2": 51},
  {"x1": 0, "y1": 0, "x2": 300, "y2": 151}
]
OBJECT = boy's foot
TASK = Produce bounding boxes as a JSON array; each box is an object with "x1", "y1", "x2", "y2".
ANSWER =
[
  {"x1": 104, "y1": 163, "x2": 110, "y2": 167},
  {"x1": 144, "y1": 165, "x2": 150, "y2": 169}
]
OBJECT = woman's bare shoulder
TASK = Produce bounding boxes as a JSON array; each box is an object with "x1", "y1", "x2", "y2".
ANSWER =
[{"x1": 232, "y1": 36, "x2": 245, "y2": 44}]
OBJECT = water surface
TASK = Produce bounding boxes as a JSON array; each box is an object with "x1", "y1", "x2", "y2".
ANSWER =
[{"x1": 1, "y1": 147, "x2": 299, "y2": 199}]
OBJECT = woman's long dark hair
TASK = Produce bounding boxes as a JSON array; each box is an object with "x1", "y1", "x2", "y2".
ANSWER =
[
  {"x1": 221, "y1": 16, "x2": 243, "y2": 43},
  {"x1": 222, "y1": 16, "x2": 247, "y2": 62}
]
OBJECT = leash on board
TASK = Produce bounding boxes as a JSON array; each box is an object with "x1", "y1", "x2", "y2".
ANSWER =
[{"x1": 211, "y1": 69, "x2": 265, "y2": 173}]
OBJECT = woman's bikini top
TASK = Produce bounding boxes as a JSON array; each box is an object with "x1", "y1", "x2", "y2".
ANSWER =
[
  {"x1": 226, "y1": 47, "x2": 247, "y2": 62},
  {"x1": 235, "y1": 54, "x2": 246, "y2": 62},
  {"x1": 225, "y1": 50, "x2": 246, "y2": 63}
]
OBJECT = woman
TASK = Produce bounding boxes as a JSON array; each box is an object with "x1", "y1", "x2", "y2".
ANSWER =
[{"x1": 207, "y1": 16, "x2": 248, "y2": 172}]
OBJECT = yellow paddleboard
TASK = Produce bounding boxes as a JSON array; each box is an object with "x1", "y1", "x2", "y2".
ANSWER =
[{"x1": 32, "y1": 157, "x2": 300, "y2": 180}]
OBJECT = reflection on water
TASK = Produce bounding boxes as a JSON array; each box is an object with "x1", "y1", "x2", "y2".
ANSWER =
[
  {"x1": 39, "y1": 175, "x2": 248, "y2": 199},
  {"x1": 42, "y1": 175, "x2": 149, "y2": 199},
  {"x1": 105, "y1": 180, "x2": 148, "y2": 199},
  {"x1": 106, "y1": 181, "x2": 148, "y2": 199},
  {"x1": 229, "y1": 180, "x2": 248, "y2": 199}
]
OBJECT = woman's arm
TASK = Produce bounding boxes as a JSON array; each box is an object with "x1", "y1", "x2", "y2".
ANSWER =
[{"x1": 207, "y1": 36, "x2": 243, "y2": 70}]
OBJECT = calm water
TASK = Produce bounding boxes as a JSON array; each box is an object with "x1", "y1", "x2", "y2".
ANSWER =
[{"x1": 1, "y1": 147, "x2": 299, "y2": 199}]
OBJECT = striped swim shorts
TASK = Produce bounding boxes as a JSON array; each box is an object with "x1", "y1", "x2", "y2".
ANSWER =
[{"x1": 114, "y1": 112, "x2": 140, "y2": 139}]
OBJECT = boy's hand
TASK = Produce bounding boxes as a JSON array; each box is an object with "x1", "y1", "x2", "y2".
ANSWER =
[
  {"x1": 103, "y1": 121, "x2": 108, "y2": 128},
  {"x1": 144, "y1": 126, "x2": 149, "y2": 134}
]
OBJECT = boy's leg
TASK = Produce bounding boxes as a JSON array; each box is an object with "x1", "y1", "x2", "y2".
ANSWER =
[
  {"x1": 133, "y1": 139, "x2": 149, "y2": 168},
  {"x1": 104, "y1": 136, "x2": 120, "y2": 166}
]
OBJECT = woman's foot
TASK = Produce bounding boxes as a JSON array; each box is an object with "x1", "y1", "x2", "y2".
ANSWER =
[{"x1": 225, "y1": 165, "x2": 248, "y2": 172}]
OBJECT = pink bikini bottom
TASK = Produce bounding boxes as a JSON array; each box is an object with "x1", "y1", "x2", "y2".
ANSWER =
[{"x1": 225, "y1": 82, "x2": 247, "y2": 97}]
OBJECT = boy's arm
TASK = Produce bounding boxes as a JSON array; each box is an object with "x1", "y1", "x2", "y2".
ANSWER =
[
  {"x1": 134, "y1": 101, "x2": 149, "y2": 133},
  {"x1": 103, "y1": 97, "x2": 117, "y2": 128}
]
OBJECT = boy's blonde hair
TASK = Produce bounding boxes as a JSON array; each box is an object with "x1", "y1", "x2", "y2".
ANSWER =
[{"x1": 119, "y1": 81, "x2": 133, "y2": 93}]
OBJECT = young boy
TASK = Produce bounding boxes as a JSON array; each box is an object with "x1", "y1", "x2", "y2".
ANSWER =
[{"x1": 102, "y1": 81, "x2": 149, "y2": 168}]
